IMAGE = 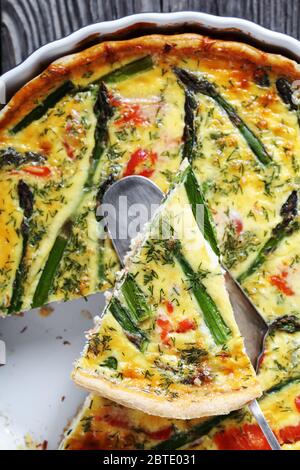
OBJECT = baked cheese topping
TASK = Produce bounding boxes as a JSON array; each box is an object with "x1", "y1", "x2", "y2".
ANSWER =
[
  {"x1": 1, "y1": 88, "x2": 98, "y2": 312},
  {"x1": 0, "y1": 180, "x2": 23, "y2": 311},
  {"x1": 1, "y1": 36, "x2": 300, "y2": 316},
  {"x1": 258, "y1": 329, "x2": 300, "y2": 391},
  {"x1": 0, "y1": 33, "x2": 300, "y2": 447},
  {"x1": 242, "y1": 230, "x2": 300, "y2": 324}
]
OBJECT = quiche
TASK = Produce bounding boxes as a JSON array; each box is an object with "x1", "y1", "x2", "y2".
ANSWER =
[
  {"x1": 1, "y1": 32, "x2": 300, "y2": 446},
  {"x1": 62, "y1": 319, "x2": 300, "y2": 450},
  {"x1": 59, "y1": 394, "x2": 206, "y2": 450},
  {"x1": 1, "y1": 33, "x2": 300, "y2": 316},
  {"x1": 60, "y1": 377, "x2": 300, "y2": 451},
  {"x1": 189, "y1": 375, "x2": 300, "y2": 450},
  {"x1": 61, "y1": 374, "x2": 300, "y2": 451},
  {"x1": 64, "y1": 256, "x2": 300, "y2": 450},
  {"x1": 72, "y1": 164, "x2": 260, "y2": 419}
]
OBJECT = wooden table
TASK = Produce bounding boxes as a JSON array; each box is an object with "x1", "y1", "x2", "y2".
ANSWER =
[{"x1": 1, "y1": 0, "x2": 300, "y2": 74}]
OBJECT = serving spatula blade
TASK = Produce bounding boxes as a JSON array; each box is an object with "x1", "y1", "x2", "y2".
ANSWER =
[
  {"x1": 0, "y1": 339, "x2": 6, "y2": 366},
  {"x1": 102, "y1": 175, "x2": 164, "y2": 266},
  {"x1": 224, "y1": 272, "x2": 267, "y2": 370},
  {"x1": 224, "y1": 273, "x2": 281, "y2": 450},
  {"x1": 103, "y1": 175, "x2": 281, "y2": 450}
]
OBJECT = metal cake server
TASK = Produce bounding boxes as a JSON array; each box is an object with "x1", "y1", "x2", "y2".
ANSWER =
[
  {"x1": 0, "y1": 339, "x2": 6, "y2": 366},
  {"x1": 102, "y1": 175, "x2": 281, "y2": 450}
]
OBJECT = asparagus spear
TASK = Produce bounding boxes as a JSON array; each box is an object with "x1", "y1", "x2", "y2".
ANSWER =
[
  {"x1": 100, "y1": 56, "x2": 153, "y2": 84},
  {"x1": 89, "y1": 84, "x2": 116, "y2": 284},
  {"x1": 31, "y1": 85, "x2": 112, "y2": 307},
  {"x1": 11, "y1": 81, "x2": 75, "y2": 134},
  {"x1": 8, "y1": 181, "x2": 34, "y2": 314},
  {"x1": 152, "y1": 414, "x2": 236, "y2": 450},
  {"x1": 109, "y1": 297, "x2": 148, "y2": 350},
  {"x1": 237, "y1": 222, "x2": 299, "y2": 283},
  {"x1": 0, "y1": 147, "x2": 46, "y2": 169},
  {"x1": 276, "y1": 78, "x2": 298, "y2": 111},
  {"x1": 177, "y1": 79, "x2": 267, "y2": 256},
  {"x1": 11, "y1": 57, "x2": 152, "y2": 134},
  {"x1": 168, "y1": 238, "x2": 231, "y2": 345},
  {"x1": 154, "y1": 374, "x2": 300, "y2": 449},
  {"x1": 121, "y1": 273, "x2": 152, "y2": 322},
  {"x1": 269, "y1": 315, "x2": 300, "y2": 334},
  {"x1": 182, "y1": 89, "x2": 197, "y2": 162},
  {"x1": 280, "y1": 190, "x2": 298, "y2": 219},
  {"x1": 86, "y1": 82, "x2": 113, "y2": 188},
  {"x1": 91, "y1": 82, "x2": 113, "y2": 164},
  {"x1": 90, "y1": 57, "x2": 153, "y2": 176},
  {"x1": 31, "y1": 223, "x2": 71, "y2": 309},
  {"x1": 238, "y1": 191, "x2": 299, "y2": 283},
  {"x1": 96, "y1": 174, "x2": 116, "y2": 209},
  {"x1": 264, "y1": 375, "x2": 300, "y2": 395},
  {"x1": 183, "y1": 166, "x2": 219, "y2": 256},
  {"x1": 174, "y1": 67, "x2": 272, "y2": 165},
  {"x1": 276, "y1": 78, "x2": 300, "y2": 126}
]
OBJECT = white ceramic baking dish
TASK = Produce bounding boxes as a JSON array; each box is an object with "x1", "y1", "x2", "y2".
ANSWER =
[{"x1": 1, "y1": 12, "x2": 300, "y2": 450}]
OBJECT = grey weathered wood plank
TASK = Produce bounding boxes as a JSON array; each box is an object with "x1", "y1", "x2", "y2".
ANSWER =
[
  {"x1": 0, "y1": 0, "x2": 162, "y2": 73},
  {"x1": 162, "y1": 0, "x2": 300, "y2": 36},
  {"x1": 1, "y1": 0, "x2": 300, "y2": 74}
]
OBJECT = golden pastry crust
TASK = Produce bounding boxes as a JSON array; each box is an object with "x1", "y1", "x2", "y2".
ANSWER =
[
  {"x1": 72, "y1": 369, "x2": 261, "y2": 420},
  {"x1": 1, "y1": 33, "x2": 300, "y2": 131}
]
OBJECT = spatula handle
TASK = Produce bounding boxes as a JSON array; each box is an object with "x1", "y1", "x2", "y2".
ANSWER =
[{"x1": 248, "y1": 399, "x2": 281, "y2": 450}]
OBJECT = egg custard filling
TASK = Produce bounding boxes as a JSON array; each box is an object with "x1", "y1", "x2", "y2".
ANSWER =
[
  {"x1": 1, "y1": 33, "x2": 300, "y2": 447},
  {"x1": 61, "y1": 374, "x2": 300, "y2": 450},
  {"x1": 62, "y1": 316, "x2": 300, "y2": 450},
  {"x1": 72, "y1": 164, "x2": 260, "y2": 419},
  {"x1": 2, "y1": 34, "x2": 300, "y2": 316}
]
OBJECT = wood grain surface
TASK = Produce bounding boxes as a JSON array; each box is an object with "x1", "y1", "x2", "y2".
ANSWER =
[{"x1": 1, "y1": 0, "x2": 300, "y2": 73}]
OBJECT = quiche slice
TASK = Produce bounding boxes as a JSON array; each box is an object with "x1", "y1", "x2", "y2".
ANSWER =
[
  {"x1": 62, "y1": 318, "x2": 300, "y2": 450},
  {"x1": 59, "y1": 394, "x2": 206, "y2": 450},
  {"x1": 189, "y1": 376, "x2": 300, "y2": 450},
  {"x1": 72, "y1": 164, "x2": 260, "y2": 419},
  {"x1": 60, "y1": 375, "x2": 300, "y2": 450}
]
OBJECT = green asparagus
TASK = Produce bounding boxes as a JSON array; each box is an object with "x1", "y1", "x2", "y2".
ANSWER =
[
  {"x1": 152, "y1": 414, "x2": 235, "y2": 450},
  {"x1": 237, "y1": 191, "x2": 299, "y2": 283},
  {"x1": 0, "y1": 147, "x2": 46, "y2": 169},
  {"x1": 269, "y1": 315, "x2": 300, "y2": 334},
  {"x1": 100, "y1": 56, "x2": 153, "y2": 84},
  {"x1": 183, "y1": 166, "x2": 219, "y2": 256},
  {"x1": 31, "y1": 85, "x2": 113, "y2": 308},
  {"x1": 31, "y1": 224, "x2": 71, "y2": 309},
  {"x1": 182, "y1": 89, "x2": 197, "y2": 162},
  {"x1": 109, "y1": 297, "x2": 148, "y2": 350},
  {"x1": 121, "y1": 273, "x2": 152, "y2": 323},
  {"x1": 169, "y1": 238, "x2": 231, "y2": 345},
  {"x1": 264, "y1": 375, "x2": 300, "y2": 395},
  {"x1": 11, "y1": 81, "x2": 75, "y2": 134},
  {"x1": 174, "y1": 67, "x2": 272, "y2": 165},
  {"x1": 276, "y1": 78, "x2": 298, "y2": 111},
  {"x1": 8, "y1": 181, "x2": 34, "y2": 314}
]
